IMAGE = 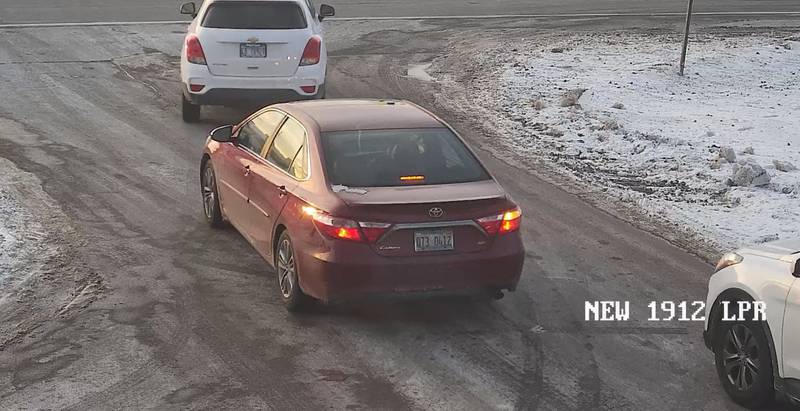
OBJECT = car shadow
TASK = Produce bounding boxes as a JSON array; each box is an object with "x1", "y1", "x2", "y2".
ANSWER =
[
  {"x1": 201, "y1": 105, "x2": 263, "y2": 126},
  {"x1": 296, "y1": 292, "x2": 501, "y2": 324}
]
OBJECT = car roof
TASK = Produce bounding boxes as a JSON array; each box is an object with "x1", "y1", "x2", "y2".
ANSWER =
[{"x1": 275, "y1": 99, "x2": 446, "y2": 132}]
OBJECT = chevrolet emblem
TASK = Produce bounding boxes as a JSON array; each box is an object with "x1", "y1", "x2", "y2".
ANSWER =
[{"x1": 247, "y1": 37, "x2": 259, "y2": 43}]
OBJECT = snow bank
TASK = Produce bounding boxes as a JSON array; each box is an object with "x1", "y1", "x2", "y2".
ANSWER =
[{"x1": 438, "y1": 33, "x2": 800, "y2": 251}]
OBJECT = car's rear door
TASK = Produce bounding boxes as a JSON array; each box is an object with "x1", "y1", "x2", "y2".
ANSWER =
[
  {"x1": 215, "y1": 119, "x2": 269, "y2": 241},
  {"x1": 246, "y1": 115, "x2": 306, "y2": 258},
  {"x1": 197, "y1": 1, "x2": 311, "y2": 78}
]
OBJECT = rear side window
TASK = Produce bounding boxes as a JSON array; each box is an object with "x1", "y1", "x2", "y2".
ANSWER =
[
  {"x1": 266, "y1": 118, "x2": 307, "y2": 178},
  {"x1": 202, "y1": 1, "x2": 307, "y2": 30},
  {"x1": 321, "y1": 128, "x2": 490, "y2": 187}
]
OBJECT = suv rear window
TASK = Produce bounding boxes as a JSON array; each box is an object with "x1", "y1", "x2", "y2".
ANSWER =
[
  {"x1": 321, "y1": 128, "x2": 491, "y2": 187},
  {"x1": 202, "y1": 1, "x2": 307, "y2": 30}
]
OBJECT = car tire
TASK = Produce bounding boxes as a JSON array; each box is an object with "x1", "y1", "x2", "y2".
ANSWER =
[
  {"x1": 201, "y1": 162, "x2": 224, "y2": 228},
  {"x1": 713, "y1": 318, "x2": 774, "y2": 408},
  {"x1": 182, "y1": 93, "x2": 201, "y2": 123},
  {"x1": 275, "y1": 231, "x2": 309, "y2": 312}
]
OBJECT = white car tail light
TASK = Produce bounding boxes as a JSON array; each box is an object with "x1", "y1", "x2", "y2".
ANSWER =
[
  {"x1": 185, "y1": 34, "x2": 207, "y2": 65},
  {"x1": 300, "y1": 36, "x2": 321, "y2": 66}
]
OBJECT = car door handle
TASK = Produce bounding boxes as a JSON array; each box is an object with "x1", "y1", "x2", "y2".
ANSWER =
[
  {"x1": 243, "y1": 165, "x2": 251, "y2": 176},
  {"x1": 278, "y1": 185, "x2": 288, "y2": 197}
]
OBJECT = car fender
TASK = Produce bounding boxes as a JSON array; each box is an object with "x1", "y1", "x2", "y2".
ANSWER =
[{"x1": 706, "y1": 254, "x2": 796, "y2": 378}]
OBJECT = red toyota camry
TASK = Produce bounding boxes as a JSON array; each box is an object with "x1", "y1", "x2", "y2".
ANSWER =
[{"x1": 200, "y1": 99, "x2": 524, "y2": 310}]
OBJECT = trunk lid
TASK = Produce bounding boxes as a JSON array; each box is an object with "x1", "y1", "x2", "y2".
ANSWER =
[
  {"x1": 334, "y1": 180, "x2": 515, "y2": 257},
  {"x1": 198, "y1": 28, "x2": 308, "y2": 78}
]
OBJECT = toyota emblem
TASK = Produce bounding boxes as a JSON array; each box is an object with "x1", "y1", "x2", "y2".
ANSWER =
[{"x1": 428, "y1": 207, "x2": 444, "y2": 218}]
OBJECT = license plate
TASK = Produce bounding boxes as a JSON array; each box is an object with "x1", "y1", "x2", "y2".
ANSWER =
[
  {"x1": 240, "y1": 43, "x2": 266, "y2": 58},
  {"x1": 414, "y1": 229, "x2": 454, "y2": 252}
]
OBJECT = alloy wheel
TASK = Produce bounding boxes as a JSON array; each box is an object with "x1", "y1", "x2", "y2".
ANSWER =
[
  {"x1": 202, "y1": 166, "x2": 216, "y2": 219},
  {"x1": 277, "y1": 238, "x2": 295, "y2": 298},
  {"x1": 722, "y1": 324, "x2": 760, "y2": 392}
]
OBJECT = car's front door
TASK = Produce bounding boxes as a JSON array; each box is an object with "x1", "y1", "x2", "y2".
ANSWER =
[
  {"x1": 216, "y1": 119, "x2": 268, "y2": 242},
  {"x1": 246, "y1": 115, "x2": 307, "y2": 260},
  {"x1": 782, "y1": 264, "x2": 800, "y2": 380}
]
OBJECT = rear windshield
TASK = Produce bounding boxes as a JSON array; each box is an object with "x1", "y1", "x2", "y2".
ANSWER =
[
  {"x1": 321, "y1": 128, "x2": 491, "y2": 187},
  {"x1": 202, "y1": 1, "x2": 307, "y2": 30}
]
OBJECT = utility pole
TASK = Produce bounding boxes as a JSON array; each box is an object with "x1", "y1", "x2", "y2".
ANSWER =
[{"x1": 679, "y1": 0, "x2": 695, "y2": 76}]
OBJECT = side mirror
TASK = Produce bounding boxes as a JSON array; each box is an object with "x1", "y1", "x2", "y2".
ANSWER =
[
  {"x1": 209, "y1": 125, "x2": 234, "y2": 143},
  {"x1": 180, "y1": 2, "x2": 197, "y2": 18},
  {"x1": 319, "y1": 4, "x2": 335, "y2": 21}
]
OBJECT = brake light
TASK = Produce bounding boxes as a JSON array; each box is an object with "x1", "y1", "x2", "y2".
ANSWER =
[
  {"x1": 185, "y1": 34, "x2": 206, "y2": 65},
  {"x1": 300, "y1": 36, "x2": 321, "y2": 66},
  {"x1": 303, "y1": 207, "x2": 391, "y2": 243},
  {"x1": 300, "y1": 85, "x2": 317, "y2": 94},
  {"x1": 477, "y1": 207, "x2": 522, "y2": 235},
  {"x1": 500, "y1": 208, "x2": 522, "y2": 233},
  {"x1": 311, "y1": 212, "x2": 363, "y2": 241}
]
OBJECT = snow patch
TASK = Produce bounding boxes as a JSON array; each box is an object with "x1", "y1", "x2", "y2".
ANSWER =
[
  {"x1": 408, "y1": 63, "x2": 435, "y2": 82},
  {"x1": 436, "y1": 33, "x2": 800, "y2": 250}
]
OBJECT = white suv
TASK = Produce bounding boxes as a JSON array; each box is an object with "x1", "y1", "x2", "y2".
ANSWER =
[
  {"x1": 704, "y1": 238, "x2": 800, "y2": 407},
  {"x1": 179, "y1": 0, "x2": 334, "y2": 122}
]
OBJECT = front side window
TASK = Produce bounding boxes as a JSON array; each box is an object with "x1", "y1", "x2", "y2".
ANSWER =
[
  {"x1": 321, "y1": 128, "x2": 490, "y2": 187},
  {"x1": 202, "y1": 1, "x2": 307, "y2": 30},
  {"x1": 252, "y1": 111, "x2": 286, "y2": 149},
  {"x1": 236, "y1": 122, "x2": 267, "y2": 154},
  {"x1": 266, "y1": 118, "x2": 307, "y2": 178}
]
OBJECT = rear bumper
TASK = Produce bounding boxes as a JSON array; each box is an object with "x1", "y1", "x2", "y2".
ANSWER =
[
  {"x1": 180, "y1": 59, "x2": 325, "y2": 106},
  {"x1": 296, "y1": 233, "x2": 525, "y2": 302}
]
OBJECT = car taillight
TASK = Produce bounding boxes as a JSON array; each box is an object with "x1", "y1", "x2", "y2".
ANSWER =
[
  {"x1": 300, "y1": 36, "x2": 321, "y2": 66},
  {"x1": 476, "y1": 207, "x2": 522, "y2": 235},
  {"x1": 311, "y1": 212, "x2": 362, "y2": 241},
  {"x1": 185, "y1": 34, "x2": 207, "y2": 65},
  {"x1": 304, "y1": 207, "x2": 390, "y2": 243}
]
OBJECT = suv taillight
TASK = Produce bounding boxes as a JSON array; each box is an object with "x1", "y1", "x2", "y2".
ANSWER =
[
  {"x1": 185, "y1": 34, "x2": 207, "y2": 65},
  {"x1": 476, "y1": 207, "x2": 522, "y2": 235},
  {"x1": 304, "y1": 207, "x2": 390, "y2": 243},
  {"x1": 300, "y1": 36, "x2": 321, "y2": 66}
]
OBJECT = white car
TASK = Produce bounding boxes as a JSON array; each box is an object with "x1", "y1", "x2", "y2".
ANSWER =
[
  {"x1": 704, "y1": 238, "x2": 800, "y2": 408},
  {"x1": 179, "y1": 0, "x2": 334, "y2": 122}
]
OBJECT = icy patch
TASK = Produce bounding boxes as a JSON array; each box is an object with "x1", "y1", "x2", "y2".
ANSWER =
[
  {"x1": 0, "y1": 158, "x2": 57, "y2": 305},
  {"x1": 0, "y1": 193, "x2": 19, "y2": 276},
  {"x1": 408, "y1": 63, "x2": 435, "y2": 82}
]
